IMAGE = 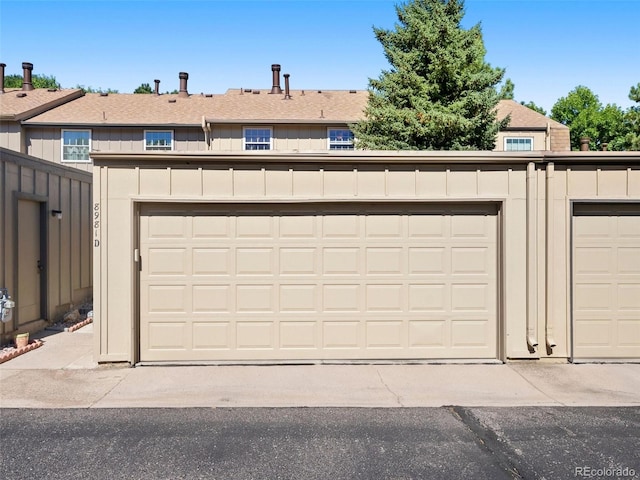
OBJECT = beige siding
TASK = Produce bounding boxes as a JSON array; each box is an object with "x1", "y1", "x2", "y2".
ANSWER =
[
  {"x1": 495, "y1": 131, "x2": 547, "y2": 151},
  {"x1": 0, "y1": 148, "x2": 92, "y2": 341},
  {"x1": 0, "y1": 122, "x2": 23, "y2": 153},
  {"x1": 210, "y1": 125, "x2": 334, "y2": 151},
  {"x1": 94, "y1": 159, "x2": 534, "y2": 363}
]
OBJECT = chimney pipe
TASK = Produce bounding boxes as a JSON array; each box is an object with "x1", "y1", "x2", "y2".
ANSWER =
[
  {"x1": 579, "y1": 137, "x2": 590, "y2": 152},
  {"x1": 178, "y1": 72, "x2": 189, "y2": 98},
  {"x1": 0, "y1": 63, "x2": 5, "y2": 93},
  {"x1": 283, "y1": 73, "x2": 291, "y2": 99},
  {"x1": 22, "y1": 62, "x2": 34, "y2": 91},
  {"x1": 154, "y1": 79, "x2": 160, "y2": 95},
  {"x1": 270, "y1": 64, "x2": 282, "y2": 94}
]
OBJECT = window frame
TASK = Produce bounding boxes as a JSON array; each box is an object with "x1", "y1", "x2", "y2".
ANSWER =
[
  {"x1": 504, "y1": 137, "x2": 534, "y2": 151},
  {"x1": 144, "y1": 130, "x2": 174, "y2": 151},
  {"x1": 327, "y1": 128, "x2": 355, "y2": 150},
  {"x1": 243, "y1": 127, "x2": 273, "y2": 151},
  {"x1": 61, "y1": 129, "x2": 92, "y2": 163}
]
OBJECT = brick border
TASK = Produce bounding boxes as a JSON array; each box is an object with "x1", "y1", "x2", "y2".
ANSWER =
[
  {"x1": 0, "y1": 340, "x2": 44, "y2": 365},
  {"x1": 65, "y1": 318, "x2": 93, "y2": 332}
]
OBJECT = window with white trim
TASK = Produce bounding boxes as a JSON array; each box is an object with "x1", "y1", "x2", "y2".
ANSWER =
[
  {"x1": 328, "y1": 128, "x2": 354, "y2": 150},
  {"x1": 62, "y1": 129, "x2": 91, "y2": 162},
  {"x1": 244, "y1": 127, "x2": 272, "y2": 150},
  {"x1": 505, "y1": 137, "x2": 533, "y2": 151},
  {"x1": 144, "y1": 130, "x2": 173, "y2": 151}
]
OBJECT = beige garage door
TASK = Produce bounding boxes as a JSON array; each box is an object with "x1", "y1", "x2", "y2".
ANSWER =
[
  {"x1": 139, "y1": 203, "x2": 498, "y2": 362},
  {"x1": 573, "y1": 204, "x2": 640, "y2": 360}
]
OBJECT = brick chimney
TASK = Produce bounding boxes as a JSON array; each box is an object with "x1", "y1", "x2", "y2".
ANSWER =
[
  {"x1": 178, "y1": 72, "x2": 189, "y2": 98},
  {"x1": 270, "y1": 64, "x2": 282, "y2": 94},
  {"x1": 22, "y1": 62, "x2": 34, "y2": 91}
]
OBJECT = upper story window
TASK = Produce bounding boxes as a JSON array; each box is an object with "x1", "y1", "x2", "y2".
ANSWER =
[
  {"x1": 244, "y1": 127, "x2": 272, "y2": 150},
  {"x1": 62, "y1": 130, "x2": 91, "y2": 162},
  {"x1": 145, "y1": 130, "x2": 173, "y2": 151},
  {"x1": 505, "y1": 137, "x2": 533, "y2": 151},
  {"x1": 328, "y1": 128, "x2": 355, "y2": 150}
]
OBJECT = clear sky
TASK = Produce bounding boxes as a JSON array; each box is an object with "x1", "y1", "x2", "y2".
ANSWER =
[{"x1": 1, "y1": 0, "x2": 638, "y2": 114}]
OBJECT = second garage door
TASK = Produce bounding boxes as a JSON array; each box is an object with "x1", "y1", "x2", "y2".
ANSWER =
[{"x1": 139, "y1": 203, "x2": 498, "y2": 362}]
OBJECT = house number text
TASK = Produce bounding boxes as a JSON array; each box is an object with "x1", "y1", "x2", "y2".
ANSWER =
[{"x1": 94, "y1": 203, "x2": 100, "y2": 247}]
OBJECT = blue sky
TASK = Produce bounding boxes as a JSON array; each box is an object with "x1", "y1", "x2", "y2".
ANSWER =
[{"x1": 1, "y1": 0, "x2": 638, "y2": 114}]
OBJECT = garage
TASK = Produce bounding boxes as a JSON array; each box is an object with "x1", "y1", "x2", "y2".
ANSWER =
[
  {"x1": 138, "y1": 202, "x2": 499, "y2": 362},
  {"x1": 572, "y1": 203, "x2": 640, "y2": 361}
]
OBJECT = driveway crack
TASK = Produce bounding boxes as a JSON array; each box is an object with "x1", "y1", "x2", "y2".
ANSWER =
[
  {"x1": 449, "y1": 406, "x2": 544, "y2": 480},
  {"x1": 375, "y1": 367, "x2": 404, "y2": 407}
]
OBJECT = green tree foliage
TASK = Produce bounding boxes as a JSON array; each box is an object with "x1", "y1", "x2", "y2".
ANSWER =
[
  {"x1": 520, "y1": 101, "x2": 546, "y2": 116},
  {"x1": 498, "y1": 78, "x2": 515, "y2": 100},
  {"x1": 4, "y1": 73, "x2": 60, "y2": 89},
  {"x1": 351, "y1": 0, "x2": 507, "y2": 150},
  {"x1": 551, "y1": 86, "x2": 626, "y2": 150},
  {"x1": 134, "y1": 83, "x2": 153, "y2": 94},
  {"x1": 74, "y1": 85, "x2": 119, "y2": 94},
  {"x1": 622, "y1": 83, "x2": 640, "y2": 150}
]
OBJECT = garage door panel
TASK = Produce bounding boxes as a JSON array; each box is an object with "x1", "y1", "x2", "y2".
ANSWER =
[
  {"x1": 140, "y1": 203, "x2": 498, "y2": 362},
  {"x1": 573, "y1": 204, "x2": 640, "y2": 359}
]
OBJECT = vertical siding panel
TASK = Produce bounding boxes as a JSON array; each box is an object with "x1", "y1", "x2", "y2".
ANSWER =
[
  {"x1": 292, "y1": 168, "x2": 322, "y2": 197},
  {"x1": 233, "y1": 169, "x2": 265, "y2": 196},
  {"x1": 203, "y1": 168, "x2": 233, "y2": 196},
  {"x1": 71, "y1": 179, "x2": 81, "y2": 299},
  {"x1": 478, "y1": 169, "x2": 509, "y2": 196},
  {"x1": 629, "y1": 168, "x2": 640, "y2": 196},
  {"x1": 598, "y1": 168, "x2": 628, "y2": 197},
  {"x1": 48, "y1": 174, "x2": 61, "y2": 317},
  {"x1": 59, "y1": 177, "x2": 71, "y2": 305},
  {"x1": 416, "y1": 168, "x2": 446, "y2": 197},
  {"x1": 265, "y1": 167, "x2": 293, "y2": 197},
  {"x1": 81, "y1": 182, "x2": 91, "y2": 289},
  {"x1": 139, "y1": 168, "x2": 171, "y2": 195},
  {"x1": 387, "y1": 168, "x2": 416, "y2": 197},
  {"x1": 357, "y1": 168, "x2": 385, "y2": 197}
]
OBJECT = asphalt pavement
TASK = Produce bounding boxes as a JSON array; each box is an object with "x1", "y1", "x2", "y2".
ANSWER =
[
  {"x1": 1, "y1": 323, "x2": 639, "y2": 409},
  {"x1": 1, "y1": 407, "x2": 638, "y2": 480}
]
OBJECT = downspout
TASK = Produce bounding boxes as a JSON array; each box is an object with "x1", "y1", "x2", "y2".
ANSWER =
[
  {"x1": 545, "y1": 162, "x2": 557, "y2": 351},
  {"x1": 201, "y1": 116, "x2": 211, "y2": 150},
  {"x1": 526, "y1": 162, "x2": 538, "y2": 352}
]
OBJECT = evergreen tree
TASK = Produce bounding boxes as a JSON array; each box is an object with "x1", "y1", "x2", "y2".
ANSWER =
[
  {"x1": 134, "y1": 83, "x2": 153, "y2": 94},
  {"x1": 623, "y1": 83, "x2": 640, "y2": 150},
  {"x1": 351, "y1": 0, "x2": 507, "y2": 150}
]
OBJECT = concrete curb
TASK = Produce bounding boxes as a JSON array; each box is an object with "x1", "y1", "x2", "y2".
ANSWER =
[{"x1": 0, "y1": 340, "x2": 44, "y2": 365}]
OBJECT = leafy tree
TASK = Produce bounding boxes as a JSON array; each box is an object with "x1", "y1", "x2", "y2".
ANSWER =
[
  {"x1": 74, "y1": 85, "x2": 119, "y2": 94},
  {"x1": 498, "y1": 78, "x2": 515, "y2": 100},
  {"x1": 551, "y1": 86, "x2": 626, "y2": 150},
  {"x1": 134, "y1": 83, "x2": 153, "y2": 94},
  {"x1": 351, "y1": 0, "x2": 507, "y2": 150},
  {"x1": 4, "y1": 73, "x2": 60, "y2": 89}
]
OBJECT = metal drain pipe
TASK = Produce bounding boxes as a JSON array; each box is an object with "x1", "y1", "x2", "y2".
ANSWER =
[
  {"x1": 545, "y1": 162, "x2": 557, "y2": 351},
  {"x1": 526, "y1": 162, "x2": 538, "y2": 352}
]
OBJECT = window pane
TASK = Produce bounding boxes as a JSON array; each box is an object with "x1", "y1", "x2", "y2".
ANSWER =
[
  {"x1": 145, "y1": 131, "x2": 172, "y2": 151},
  {"x1": 245, "y1": 128, "x2": 271, "y2": 150},
  {"x1": 62, "y1": 130, "x2": 90, "y2": 161},
  {"x1": 329, "y1": 129, "x2": 354, "y2": 150}
]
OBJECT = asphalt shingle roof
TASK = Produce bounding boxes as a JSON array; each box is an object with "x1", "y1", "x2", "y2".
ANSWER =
[
  {"x1": 20, "y1": 88, "x2": 566, "y2": 132},
  {"x1": 0, "y1": 88, "x2": 84, "y2": 121}
]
